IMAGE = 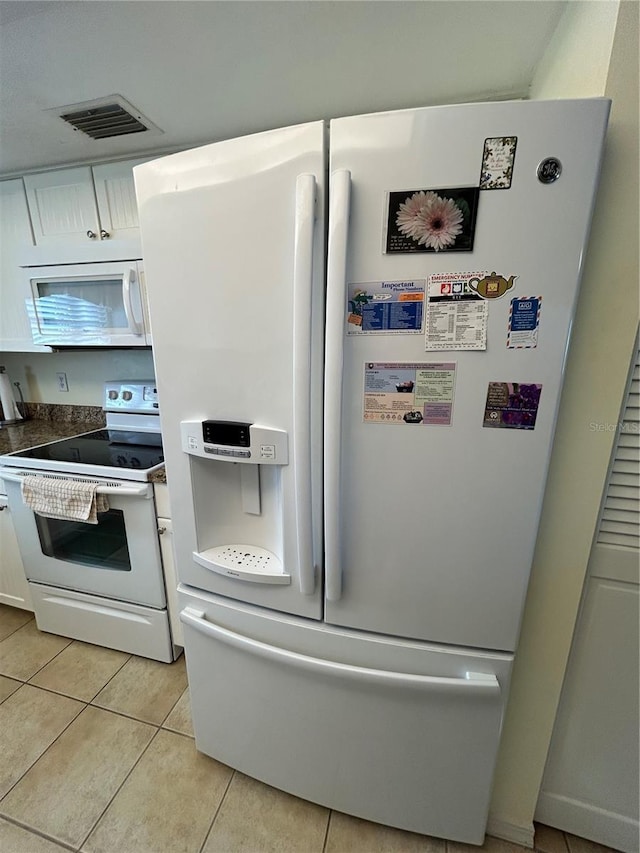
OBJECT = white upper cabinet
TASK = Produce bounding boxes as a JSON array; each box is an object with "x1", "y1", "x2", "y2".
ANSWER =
[
  {"x1": 24, "y1": 166, "x2": 99, "y2": 245},
  {"x1": 23, "y1": 157, "x2": 149, "y2": 249},
  {"x1": 92, "y1": 158, "x2": 150, "y2": 241},
  {"x1": 0, "y1": 179, "x2": 49, "y2": 351}
]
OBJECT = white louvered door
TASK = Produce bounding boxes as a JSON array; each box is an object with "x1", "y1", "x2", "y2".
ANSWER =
[
  {"x1": 596, "y1": 339, "x2": 640, "y2": 548},
  {"x1": 536, "y1": 333, "x2": 640, "y2": 852}
]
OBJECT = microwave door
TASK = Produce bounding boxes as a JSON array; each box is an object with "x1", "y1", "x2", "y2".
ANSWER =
[{"x1": 26, "y1": 262, "x2": 148, "y2": 347}]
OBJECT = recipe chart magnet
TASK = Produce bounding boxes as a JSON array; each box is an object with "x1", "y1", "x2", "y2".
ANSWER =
[
  {"x1": 425, "y1": 272, "x2": 489, "y2": 351},
  {"x1": 507, "y1": 297, "x2": 542, "y2": 348},
  {"x1": 363, "y1": 362, "x2": 456, "y2": 426},
  {"x1": 483, "y1": 382, "x2": 542, "y2": 430},
  {"x1": 347, "y1": 280, "x2": 425, "y2": 334},
  {"x1": 383, "y1": 187, "x2": 479, "y2": 254}
]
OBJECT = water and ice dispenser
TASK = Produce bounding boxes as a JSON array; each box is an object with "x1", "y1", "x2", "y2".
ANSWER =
[{"x1": 181, "y1": 419, "x2": 291, "y2": 584}]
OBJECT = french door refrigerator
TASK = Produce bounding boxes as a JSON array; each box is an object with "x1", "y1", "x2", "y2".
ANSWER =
[{"x1": 134, "y1": 98, "x2": 609, "y2": 844}]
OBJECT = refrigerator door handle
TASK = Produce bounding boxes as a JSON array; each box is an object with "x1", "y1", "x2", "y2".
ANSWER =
[
  {"x1": 181, "y1": 607, "x2": 500, "y2": 695},
  {"x1": 293, "y1": 173, "x2": 317, "y2": 596},
  {"x1": 324, "y1": 169, "x2": 351, "y2": 603},
  {"x1": 122, "y1": 268, "x2": 143, "y2": 336}
]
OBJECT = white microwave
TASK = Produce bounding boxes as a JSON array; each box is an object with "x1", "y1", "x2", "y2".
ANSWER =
[{"x1": 24, "y1": 260, "x2": 151, "y2": 347}]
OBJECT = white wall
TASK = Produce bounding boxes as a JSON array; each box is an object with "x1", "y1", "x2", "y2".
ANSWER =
[
  {"x1": 488, "y1": 0, "x2": 639, "y2": 842},
  {"x1": 529, "y1": 0, "x2": 618, "y2": 98},
  {"x1": 0, "y1": 349, "x2": 155, "y2": 407}
]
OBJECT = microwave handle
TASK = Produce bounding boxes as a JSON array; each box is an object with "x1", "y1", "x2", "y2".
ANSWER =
[{"x1": 123, "y1": 269, "x2": 143, "y2": 336}]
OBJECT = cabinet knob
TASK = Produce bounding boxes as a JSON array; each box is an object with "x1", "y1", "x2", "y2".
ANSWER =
[
  {"x1": 86, "y1": 230, "x2": 97, "y2": 239},
  {"x1": 100, "y1": 229, "x2": 110, "y2": 239},
  {"x1": 157, "y1": 526, "x2": 167, "y2": 535}
]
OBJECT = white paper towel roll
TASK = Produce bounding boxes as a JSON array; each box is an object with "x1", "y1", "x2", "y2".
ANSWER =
[{"x1": 0, "y1": 367, "x2": 23, "y2": 422}]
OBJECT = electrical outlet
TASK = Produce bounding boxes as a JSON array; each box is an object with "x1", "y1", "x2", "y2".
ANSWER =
[{"x1": 56, "y1": 372, "x2": 69, "y2": 392}]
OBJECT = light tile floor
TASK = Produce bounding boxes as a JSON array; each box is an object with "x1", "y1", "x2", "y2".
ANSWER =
[{"x1": 0, "y1": 604, "x2": 624, "y2": 853}]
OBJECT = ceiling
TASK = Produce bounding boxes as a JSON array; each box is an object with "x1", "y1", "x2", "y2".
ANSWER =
[{"x1": 0, "y1": 0, "x2": 567, "y2": 177}]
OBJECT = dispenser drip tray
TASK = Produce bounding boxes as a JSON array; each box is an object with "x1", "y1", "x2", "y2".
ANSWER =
[{"x1": 193, "y1": 545, "x2": 290, "y2": 585}]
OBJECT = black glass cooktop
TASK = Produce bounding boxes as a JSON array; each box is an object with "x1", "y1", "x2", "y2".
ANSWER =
[{"x1": 13, "y1": 429, "x2": 164, "y2": 471}]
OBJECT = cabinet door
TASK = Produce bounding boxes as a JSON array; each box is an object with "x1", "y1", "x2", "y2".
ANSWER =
[
  {"x1": 0, "y1": 179, "x2": 49, "y2": 352},
  {"x1": 92, "y1": 158, "x2": 149, "y2": 241},
  {"x1": 0, "y1": 493, "x2": 33, "y2": 611},
  {"x1": 24, "y1": 167, "x2": 100, "y2": 246}
]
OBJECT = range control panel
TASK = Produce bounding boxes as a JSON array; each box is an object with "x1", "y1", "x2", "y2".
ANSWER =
[
  {"x1": 104, "y1": 381, "x2": 159, "y2": 414},
  {"x1": 181, "y1": 419, "x2": 288, "y2": 465}
]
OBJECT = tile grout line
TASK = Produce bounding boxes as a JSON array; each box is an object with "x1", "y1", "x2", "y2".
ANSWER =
[
  {"x1": 0, "y1": 676, "x2": 21, "y2": 705},
  {"x1": 0, "y1": 812, "x2": 78, "y2": 852},
  {"x1": 157, "y1": 676, "x2": 189, "y2": 728},
  {"x1": 0, "y1": 626, "x2": 73, "y2": 684},
  {"x1": 0, "y1": 691, "x2": 87, "y2": 814},
  {"x1": 75, "y1": 723, "x2": 162, "y2": 852},
  {"x1": 0, "y1": 612, "x2": 34, "y2": 645},
  {"x1": 321, "y1": 809, "x2": 333, "y2": 853},
  {"x1": 197, "y1": 768, "x2": 237, "y2": 853},
  {"x1": 82, "y1": 650, "x2": 133, "y2": 703},
  {"x1": 86, "y1": 653, "x2": 188, "y2": 726}
]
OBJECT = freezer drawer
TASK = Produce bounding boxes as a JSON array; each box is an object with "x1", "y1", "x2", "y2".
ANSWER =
[{"x1": 179, "y1": 586, "x2": 512, "y2": 844}]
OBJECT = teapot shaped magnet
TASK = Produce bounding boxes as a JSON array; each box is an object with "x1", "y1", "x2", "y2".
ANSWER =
[{"x1": 468, "y1": 271, "x2": 517, "y2": 299}]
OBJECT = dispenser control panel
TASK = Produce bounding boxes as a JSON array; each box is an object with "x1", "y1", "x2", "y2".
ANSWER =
[
  {"x1": 202, "y1": 421, "x2": 250, "y2": 448},
  {"x1": 181, "y1": 420, "x2": 288, "y2": 465}
]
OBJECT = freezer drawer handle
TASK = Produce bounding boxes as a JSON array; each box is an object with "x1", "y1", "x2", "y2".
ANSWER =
[
  {"x1": 180, "y1": 607, "x2": 501, "y2": 696},
  {"x1": 324, "y1": 169, "x2": 352, "y2": 603},
  {"x1": 292, "y1": 173, "x2": 317, "y2": 596}
]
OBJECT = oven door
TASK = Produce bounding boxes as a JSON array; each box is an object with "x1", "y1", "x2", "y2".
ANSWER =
[
  {"x1": 1, "y1": 471, "x2": 165, "y2": 609},
  {"x1": 25, "y1": 261, "x2": 150, "y2": 347}
]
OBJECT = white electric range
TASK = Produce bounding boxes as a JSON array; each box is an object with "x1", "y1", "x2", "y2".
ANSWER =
[{"x1": 0, "y1": 381, "x2": 178, "y2": 662}]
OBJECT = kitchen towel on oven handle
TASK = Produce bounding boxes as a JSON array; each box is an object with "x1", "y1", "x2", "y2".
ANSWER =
[{"x1": 21, "y1": 475, "x2": 109, "y2": 524}]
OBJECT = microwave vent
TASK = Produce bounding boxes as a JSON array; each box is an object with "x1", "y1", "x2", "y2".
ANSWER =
[{"x1": 53, "y1": 96, "x2": 161, "y2": 140}]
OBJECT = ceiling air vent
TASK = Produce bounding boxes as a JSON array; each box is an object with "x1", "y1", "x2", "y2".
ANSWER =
[{"x1": 51, "y1": 96, "x2": 162, "y2": 140}]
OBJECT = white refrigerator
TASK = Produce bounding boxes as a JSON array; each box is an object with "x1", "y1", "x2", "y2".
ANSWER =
[{"x1": 134, "y1": 98, "x2": 609, "y2": 843}]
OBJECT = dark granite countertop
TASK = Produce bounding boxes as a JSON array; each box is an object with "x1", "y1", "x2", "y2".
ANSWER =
[
  {"x1": 0, "y1": 403, "x2": 166, "y2": 484},
  {"x1": 0, "y1": 418, "x2": 102, "y2": 456}
]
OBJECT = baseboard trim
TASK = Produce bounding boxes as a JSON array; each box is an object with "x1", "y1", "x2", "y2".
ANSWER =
[
  {"x1": 486, "y1": 814, "x2": 536, "y2": 848},
  {"x1": 536, "y1": 791, "x2": 639, "y2": 853},
  {"x1": 0, "y1": 592, "x2": 32, "y2": 611}
]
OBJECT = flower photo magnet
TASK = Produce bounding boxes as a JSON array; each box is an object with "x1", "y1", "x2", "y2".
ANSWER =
[{"x1": 384, "y1": 187, "x2": 479, "y2": 254}]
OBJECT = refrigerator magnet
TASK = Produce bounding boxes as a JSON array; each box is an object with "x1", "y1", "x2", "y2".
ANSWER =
[
  {"x1": 480, "y1": 136, "x2": 517, "y2": 190},
  {"x1": 425, "y1": 272, "x2": 488, "y2": 351},
  {"x1": 482, "y1": 382, "x2": 542, "y2": 430},
  {"x1": 468, "y1": 271, "x2": 518, "y2": 300},
  {"x1": 363, "y1": 362, "x2": 456, "y2": 426},
  {"x1": 507, "y1": 297, "x2": 542, "y2": 348},
  {"x1": 383, "y1": 187, "x2": 479, "y2": 254},
  {"x1": 346, "y1": 280, "x2": 425, "y2": 335}
]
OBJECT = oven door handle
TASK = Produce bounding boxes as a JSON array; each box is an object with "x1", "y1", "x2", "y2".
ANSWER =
[{"x1": 0, "y1": 470, "x2": 151, "y2": 497}]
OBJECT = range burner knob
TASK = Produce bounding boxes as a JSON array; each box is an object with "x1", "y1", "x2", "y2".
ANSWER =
[
  {"x1": 108, "y1": 390, "x2": 118, "y2": 400},
  {"x1": 122, "y1": 391, "x2": 133, "y2": 401}
]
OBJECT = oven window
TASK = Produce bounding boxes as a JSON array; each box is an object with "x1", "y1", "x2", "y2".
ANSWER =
[{"x1": 35, "y1": 509, "x2": 132, "y2": 572}]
